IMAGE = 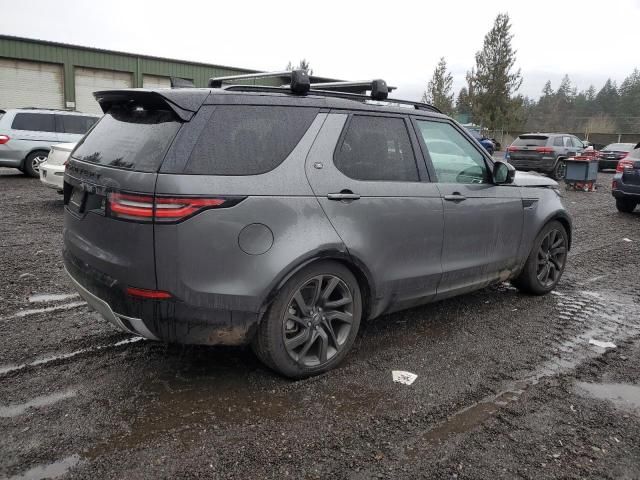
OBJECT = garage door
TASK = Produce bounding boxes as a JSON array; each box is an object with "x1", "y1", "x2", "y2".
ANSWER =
[
  {"x1": 75, "y1": 67, "x2": 133, "y2": 115},
  {"x1": 0, "y1": 58, "x2": 64, "y2": 109},
  {"x1": 142, "y1": 75, "x2": 171, "y2": 89}
]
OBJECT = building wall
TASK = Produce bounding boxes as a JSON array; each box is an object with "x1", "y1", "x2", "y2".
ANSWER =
[{"x1": 0, "y1": 35, "x2": 263, "y2": 110}]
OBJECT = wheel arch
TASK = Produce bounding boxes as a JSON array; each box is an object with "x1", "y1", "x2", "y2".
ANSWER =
[
  {"x1": 22, "y1": 147, "x2": 50, "y2": 168},
  {"x1": 260, "y1": 250, "x2": 376, "y2": 322},
  {"x1": 543, "y1": 210, "x2": 572, "y2": 250}
]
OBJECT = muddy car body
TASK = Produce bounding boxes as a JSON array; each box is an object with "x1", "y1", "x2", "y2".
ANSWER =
[{"x1": 64, "y1": 73, "x2": 572, "y2": 377}]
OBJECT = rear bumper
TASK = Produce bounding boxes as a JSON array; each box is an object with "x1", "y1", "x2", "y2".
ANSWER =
[
  {"x1": 612, "y1": 188, "x2": 640, "y2": 199},
  {"x1": 64, "y1": 251, "x2": 260, "y2": 346},
  {"x1": 39, "y1": 162, "x2": 64, "y2": 191},
  {"x1": 509, "y1": 157, "x2": 556, "y2": 172}
]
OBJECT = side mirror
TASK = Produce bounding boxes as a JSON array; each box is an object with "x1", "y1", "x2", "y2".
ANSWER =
[{"x1": 493, "y1": 161, "x2": 516, "y2": 184}]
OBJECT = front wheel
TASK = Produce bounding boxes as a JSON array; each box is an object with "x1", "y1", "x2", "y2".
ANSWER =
[
  {"x1": 513, "y1": 221, "x2": 568, "y2": 295},
  {"x1": 252, "y1": 261, "x2": 362, "y2": 379},
  {"x1": 616, "y1": 198, "x2": 637, "y2": 213}
]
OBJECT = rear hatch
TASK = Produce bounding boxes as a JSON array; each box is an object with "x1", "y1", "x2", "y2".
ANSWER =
[
  {"x1": 622, "y1": 148, "x2": 640, "y2": 187},
  {"x1": 508, "y1": 135, "x2": 550, "y2": 162},
  {"x1": 63, "y1": 90, "x2": 203, "y2": 317}
]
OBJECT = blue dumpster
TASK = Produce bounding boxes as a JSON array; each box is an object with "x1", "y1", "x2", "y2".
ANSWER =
[{"x1": 564, "y1": 157, "x2": 599, "y2": 191}]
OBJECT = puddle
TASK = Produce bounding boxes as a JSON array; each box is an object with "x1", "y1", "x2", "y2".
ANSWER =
[
  {"x1": 3, "y1": 301, "x2": 86, "y2": 320},
  {"x1": 28, "y1": 293, "x2": 79, "y2": 303},
  {"x1": 0, "y1": 390, "x2": 77, "y2": 418},
  {"x1": 575, "y1": 382, "x2": 640, "y2": 416},
  {"x1": 7, "y1": 455, "x2": 80, "y2": 480},
  {"x1": 0, "y1": 337, "x2": 143, "y2": 376}
]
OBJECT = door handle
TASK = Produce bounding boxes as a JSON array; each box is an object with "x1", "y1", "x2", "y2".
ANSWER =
[
  {"x1": 327, "y1": 191, "x2": 361, "y2": 201},
  {"x1": 444, "y1": 193, "x2": 467, "y2": 202}
]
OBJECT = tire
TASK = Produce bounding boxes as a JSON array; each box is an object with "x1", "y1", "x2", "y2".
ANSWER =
[
  {"x1": 616, "y1": 198, "x2": 637, "y2": 213},
  {"x1": 252, "y1": 261, "x2": 362, "y2": 379},
  {"x1": 550, "y1": 159, "x2": 566, "y2": 180},
  {"x1": 513, "y1": 220, "x2": 569, "y2": 295},
  {"x1": 24, "y1": 150, "x2": 49, "y2": 178}
]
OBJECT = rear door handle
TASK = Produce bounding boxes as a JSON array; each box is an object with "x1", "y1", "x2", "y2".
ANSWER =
[
  {"x1": 327, "y1": 191, "x2": 360, "y2": 201},
  {"x1": 444, "y1": 193, "x2": 467, "y2": 202}
]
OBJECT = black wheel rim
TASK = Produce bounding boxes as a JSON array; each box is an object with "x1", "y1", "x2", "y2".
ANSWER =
[
  {"x1": 536, "y1": 229, "x2": 567, "y2": 288},
  {"x1": 555, "y1": 161, "x2": 566, "y2": 179},
  {"x1": 283, "y1": 275, "x2": 354, "y2": 367}
]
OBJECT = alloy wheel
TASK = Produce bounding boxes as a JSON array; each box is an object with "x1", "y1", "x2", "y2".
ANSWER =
[
  {"x1": 283, "y1": 274, "x2": 354, "y2": 367},
  {"x1": 31, "y1": 154, "x2": 48, "y2": 173},
  {"x1": 554, "y1": 160, "x2": 566, "y2": 180},
  {"x1": 536, "y1": 229, "x2": 567, "y2": 288}
]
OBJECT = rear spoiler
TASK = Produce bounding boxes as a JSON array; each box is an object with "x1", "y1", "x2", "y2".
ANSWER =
[{"x1": 93, "y1": 89, "x2": 209, "y2": 121}]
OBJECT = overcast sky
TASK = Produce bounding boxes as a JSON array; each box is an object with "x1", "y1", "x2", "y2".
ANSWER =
[{"x1": 1, "y1": 0, "x2": 639, "y2": 101}]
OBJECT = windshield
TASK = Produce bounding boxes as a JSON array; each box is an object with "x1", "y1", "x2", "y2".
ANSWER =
[
  {"x1": 602, "y1": 143, "x2": 634, "y2": 152},
  {"x1": 71, "y1": 104, "x2": 181, "y2": 172}
]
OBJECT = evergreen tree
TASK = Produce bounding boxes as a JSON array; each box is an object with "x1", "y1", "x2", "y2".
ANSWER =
[
  {"x1": 286, "y1": 59, "x2": 313, "y2": 75},
  {"x1": 456, "y1": 87, "x2": 472, "y2": 115},
  {"x1": 422, "y1": 57, "x2": 454, "y2": 115},
  {"x1": 469, "y1": 13, "x2": 522, "y2": 129}
]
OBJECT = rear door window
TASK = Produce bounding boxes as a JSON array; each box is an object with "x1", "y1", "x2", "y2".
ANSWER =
[
  {"x1": 71, "y1": 104, "x2": 181, "y2": 172},
  {"x1": 11, "y1": 113, "x2": 56, "y2": 132},
  {"x1": 184, "y1": 105, "x2": 319, "y2": 175},
  {"x1": 553, "y1": 137, "x2": 564, "y2": 147},
  {"x1": 334, "y1": 115, "x2": 419, "y2": 182},
  {"x1": 57, "y1": 115, "x2": 99, "y2": 134}
]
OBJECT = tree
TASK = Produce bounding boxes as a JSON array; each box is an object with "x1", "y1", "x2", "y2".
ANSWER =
[
  {"x1": 422, "y1": 57, "x2": 454, "y2": 115},
  {"x1": 286, "y1": 59, "x2": 313, "y2": 75},
  {"x1": 595, "y1": 79, "x2": 619, "y2": 116},
  {"x1": 456, "y1": 87, "x2": 472, "y2": 115},
  {"x1": 468, "y1": 13, "x2": 522, "y2": 130}
]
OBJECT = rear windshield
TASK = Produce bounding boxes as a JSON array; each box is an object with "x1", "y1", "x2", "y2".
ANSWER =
[
  {"x1": 603, "y1": 143, "x2": 635, "y2": 152},
  {"x1": 184, "y1": 105, "x2": 319, "y2": 175},
  {"x1": 72, "y1": 105, "x2": 181, "y2": 172},
  {"x1": 512, "y1": 135, "x2": 548, "y2": 147}
]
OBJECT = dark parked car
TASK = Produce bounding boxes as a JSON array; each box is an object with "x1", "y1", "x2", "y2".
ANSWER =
[
  {"x1": 597, "y1": 142, "x2": 637, "y2": 170},
  {"x1": 507, "y1": 133, "x2": 585, "y2": 180},
  {"x1": 612, "y1": 144, "x2": 640, "y2": 213},
  {"x1": 63, "y1": 72, "x2": 572, "y2": 378}
]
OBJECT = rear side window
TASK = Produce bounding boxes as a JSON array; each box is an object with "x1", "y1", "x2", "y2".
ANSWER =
[
  {"x1": 184, "y1": 106, "x2": 319, "y2": 175},
  {"x1": 553, "y1": 137, "x2": 563, "y2": 147},
  {"x1": 58, "y1": 115, "x2": 98, "y2": 134},
  {"x1": 71, "y1": 105, "x2": 181, "y2": 172},
  {"x1": 334, "y1": 115, "x2": 419, "y2": 182},
  {"x1": 11, "y1": 113, "x2": 56, "y2": 132},
  {"x1": 513, "y1": 135, "x2": 548, "y2": 147}
]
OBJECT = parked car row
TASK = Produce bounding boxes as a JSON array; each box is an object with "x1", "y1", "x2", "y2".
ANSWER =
[{"x1": 0, "y1": 107, "x2": 98, "y2": 177}]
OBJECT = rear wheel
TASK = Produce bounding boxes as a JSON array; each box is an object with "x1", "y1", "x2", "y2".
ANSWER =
[
  {"x1": 252, "y1": 261, "x2": 362, "y2": 379},
  {"x1": 513, "y1": 221, "x2": 568, "y2": 295},
  {"x1": 550, "y1": 159, "x2": 566, "y2": 180},
  {"x1": 616, "y1": 198, "x2": 637, "y2": 213},
  {"x1": 24, "y1": 150, "x2": 48, "y2": 178}
]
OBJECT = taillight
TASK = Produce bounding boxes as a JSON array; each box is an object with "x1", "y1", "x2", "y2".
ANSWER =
[
  {"x1": 616, "y1": 159, "x2": 633, "y2": 173},
  {"x1": 0, "y1": 134, "x2": 9, "y2": 145},
  {"x1": 107, "y1": 192, "x2": 242, "y2": 222},
  {"x1": 535, "y1": 147, "x2": 554, "y2": 154},
  {"x1": 507, "y1": 146, "x2": 519, "y2": 152},
  {"x1": 126, "y1": 286, "x2": 172, "y2": 299}
]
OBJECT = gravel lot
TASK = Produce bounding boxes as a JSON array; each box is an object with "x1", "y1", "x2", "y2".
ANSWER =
[{"x1": 1, "y1": 167, "x2": 639, "y2": 479}]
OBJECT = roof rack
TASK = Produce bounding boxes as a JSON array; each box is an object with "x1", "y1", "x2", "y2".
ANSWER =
[{"x1": 208, "y1": 70, "x2": 441, "y2": 112}]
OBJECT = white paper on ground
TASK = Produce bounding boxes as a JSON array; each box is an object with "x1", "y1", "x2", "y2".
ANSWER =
[
  {"x1": 588, "y1": 339, "x2": 617, "y2": 349},
  {"x1": 392, "y1": 370, "x2": 418, "y2": 385},
  {"x1": 622, "y1": 238, "x2": 632, "y2": 242}
]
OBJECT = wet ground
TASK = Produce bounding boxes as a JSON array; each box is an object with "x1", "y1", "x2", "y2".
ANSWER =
[{"x1": 1, "y1": 167, "x2": 639, "y2": 479}]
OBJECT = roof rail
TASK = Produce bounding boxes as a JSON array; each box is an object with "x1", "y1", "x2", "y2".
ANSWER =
[
  {"x1": 303, "y1": 80, "x2": 397, "y2": 95},
  {"x1": 222, "y1": 85, "x2": 442, "y2": 114},
  {"x1": 208, "y1": 70, "x2": 293, "y2": 88}
]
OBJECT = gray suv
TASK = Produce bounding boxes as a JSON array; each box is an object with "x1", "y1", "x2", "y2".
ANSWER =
[
  {"x1": 0, "y1": 108, "x2": 99, "y2": 177},
  {"x1": 508, "y1": 133, "x2": 586, "y2": 179},
  {"x1": 63, "y1": 72, "x2": 572, "y2": 378}
]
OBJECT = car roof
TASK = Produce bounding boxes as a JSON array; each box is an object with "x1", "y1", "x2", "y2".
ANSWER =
[{"x1": 95, "y1": 87, "x2": 449, "y2": 121}]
